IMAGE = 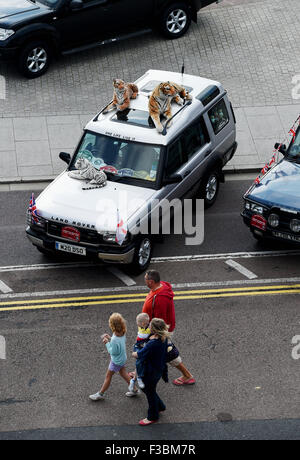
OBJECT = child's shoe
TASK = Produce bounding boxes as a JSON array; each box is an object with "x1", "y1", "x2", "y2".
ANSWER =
[
  {"x1": 137, "y1": 377, "x2": 145, "y2": 389},
  {"x1": 128, "y1": 378, "x2": 136, "y2": 392},
  {"x1": 89, "y1": 391, "x2": 105, "y2": 401},
  {"x1": 126, "y1": 389, "x2": 140, "y2": 397}
]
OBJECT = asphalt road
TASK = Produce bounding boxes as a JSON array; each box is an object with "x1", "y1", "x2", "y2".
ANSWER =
[{"x1": 0, "y1": 178, "x2": 300, "y2": 441}]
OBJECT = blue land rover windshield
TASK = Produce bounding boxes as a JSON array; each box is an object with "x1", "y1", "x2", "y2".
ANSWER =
[
  {"x1": 287, "y1": 127, "x2": 300, "y2": 163},
  {"x1": 37, "y1": 0, "x2": 60, "y2": 6}
]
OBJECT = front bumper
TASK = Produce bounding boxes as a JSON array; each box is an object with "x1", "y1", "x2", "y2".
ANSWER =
[
  {"x1": 26, "y1": 226, "x2": 135, "y2": 264},
  {"x1": 241, "y1": 211, "x2": 300, "y2": 245}
]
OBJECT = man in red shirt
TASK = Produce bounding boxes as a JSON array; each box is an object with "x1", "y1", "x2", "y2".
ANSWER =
[{"x1": 142, "y1": 270, "x2": 195, "y2": 385}]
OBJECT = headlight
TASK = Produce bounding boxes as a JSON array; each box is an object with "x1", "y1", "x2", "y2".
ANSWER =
[
  {"x1": 245, "y1": 200, "x2": 265, "y2": 214},
  {"x1": 26, "y1": 210, "x2": 46, "y2": 229},
  {"x1": 26, "y1": 210, "x2": 32, "y2": 226},
  {"x1": 0, "y1": 29, "x2": 15, "y2": 41},
  {"x1": 290, "y1": 219, "x2": 300, "y2": 233},
  {"x1": 103, "y1": 232, "x2": 117, "y2": 243},
  {"x1": 268, "y1": 213, "x2": 280, "y2": 228},
  {"x1": 252, "y1": 204, "x2": 264, "y2": 214}
]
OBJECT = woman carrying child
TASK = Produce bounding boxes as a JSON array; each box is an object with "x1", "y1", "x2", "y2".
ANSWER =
[{"x1": 132, "y1": 317, "x2": 169, "y2": 426}]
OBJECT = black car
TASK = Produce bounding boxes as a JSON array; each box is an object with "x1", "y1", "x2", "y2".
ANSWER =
[
  {"x1": 0, "y1": 0, "x2": 218, "y2": 78},
  {"x1": 242, "y1": 122, "x2": 300, "y2": 245}
]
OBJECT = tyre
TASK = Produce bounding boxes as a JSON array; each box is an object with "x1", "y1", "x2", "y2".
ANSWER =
[
  {"x1": 129, "y1": 237, "x2": 153, "y2": 274},
  {"x1": 159, "y1": 3, "x2": 192, "y2": 39},
  {"x1": 199, "y1": 171, "x2": 220, "y2": 208},
  {"x1": 18, "y1": 41, "x2": 51, "y2": 78}
]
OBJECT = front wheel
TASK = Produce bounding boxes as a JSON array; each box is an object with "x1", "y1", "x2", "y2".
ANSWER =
[
  {"x1": 159, "y1": 3, "x2": 192, "y2": 39},
  {"x1": 18, "y1": 41, "x2": 51, "y2": 78},
  {"x1": 129, "y1": 237, "x2": 153, "y2": 274}
]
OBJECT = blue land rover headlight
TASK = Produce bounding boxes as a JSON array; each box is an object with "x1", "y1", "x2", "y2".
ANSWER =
[
  {"x1": 290, "y1": 219, "x2": 300, "y2": 233},
  {"x1": 268, "y1": 213, "x2": 280, "y2": 228}
]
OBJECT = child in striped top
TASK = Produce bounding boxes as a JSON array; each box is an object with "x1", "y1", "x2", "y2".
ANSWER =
[{"x1": 128, "y1": 313, "x2": 151, "y2": 391}]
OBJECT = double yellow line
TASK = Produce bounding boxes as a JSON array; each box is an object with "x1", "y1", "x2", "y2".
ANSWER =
[{"x1": 0, "y1": 284, "x2": 300, "y2": 312}]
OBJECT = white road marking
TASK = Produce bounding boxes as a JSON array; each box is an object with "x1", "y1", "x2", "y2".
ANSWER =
[
  {"x1": 152, "y1": 250, "x2": 300, "y2": 263},
  {"x1": 1, "y1": 277, "x2": 300, "y2": 300},
  {"x1": 0, "y1": 250, "x2": 299, "y2": 273},
  {"x1": 107, "y1": 267, "x2": 136, "y2": 287},
  {"x1": 0, "y1": 280, "x2": 13, "y2": 294},
  {"x1": 0, "y1": 335, "x2": 6, "y2": 360},
  {"x1": 225, "y1": 259, "x2": 258, "y2": 280},
  {"x1": 0, "y1": 262, "x2": 95, "y2": 273}
]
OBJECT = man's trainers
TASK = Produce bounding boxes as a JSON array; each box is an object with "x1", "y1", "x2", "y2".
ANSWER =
[
  {"x1": 128, "y1": 378, "x2": 136, "y2": 392},
  {"x1": 89, "y1": 391, "x2": 105, "y2": 401},
  {"x1": 126, "y1": 389, "x2": 140, "y2": 397},
  {"x1": 137, "y1": 377, "x2": 145, "y2": 389}
]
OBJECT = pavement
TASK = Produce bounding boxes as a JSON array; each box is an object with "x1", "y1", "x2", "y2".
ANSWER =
[{"x1": 0, "y1": 0, "x2": 299, "y2": 187}]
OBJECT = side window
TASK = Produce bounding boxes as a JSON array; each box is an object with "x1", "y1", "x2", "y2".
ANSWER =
[
  {"x1": 166, "y1": 139, "x2": 187, "y2": 175},
  {"x1": 182, "y1": 118, "x2": 210, "y2": 160},
  {"x1": 208, "y1": 99, "x2": 229, "y2": 135}
]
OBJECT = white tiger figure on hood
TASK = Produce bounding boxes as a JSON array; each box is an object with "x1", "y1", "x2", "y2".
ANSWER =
[{"x1": 69, "y1": 158, "x2": 107, "y2": 189}]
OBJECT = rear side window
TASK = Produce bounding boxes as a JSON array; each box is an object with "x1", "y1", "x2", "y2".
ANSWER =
[
  {"x1": 208, "y1": 99, "x2": 229, "y2": 134},
  {"x1": 182, "y1": 118, "x2": 210, "y2": 160},
  {"x1": 166, "y1": 139, "x2": 186, "y2": 175}
]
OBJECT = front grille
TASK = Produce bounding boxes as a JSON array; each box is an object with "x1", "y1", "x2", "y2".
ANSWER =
[{"x1": 47, "y1": 221, "x2": 101, "y2": 245}]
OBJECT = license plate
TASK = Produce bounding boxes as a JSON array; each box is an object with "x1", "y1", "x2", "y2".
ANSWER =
[
  {"x1": 272, "y1": 231, "x2": 300, "y2": 243},
  {"x1": 55, "y1": 242, "x2": 86, "y2": 256}
]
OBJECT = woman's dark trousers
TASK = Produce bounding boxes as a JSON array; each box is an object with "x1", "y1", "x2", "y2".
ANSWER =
[{"x1": 142, "y1": 377, "x2": 166, "y2": 421}]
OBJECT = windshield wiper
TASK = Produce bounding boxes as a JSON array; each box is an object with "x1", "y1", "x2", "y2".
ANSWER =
[
  {"x1": 286, "y1": 155, "x2": 300, "y2": 164},
  {"x1": 105, "y1": 172, "x2": 123, "y2": 182}
]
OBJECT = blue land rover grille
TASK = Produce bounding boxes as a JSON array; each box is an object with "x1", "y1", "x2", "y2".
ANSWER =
[{"x1": 268, "y1": 208, "x2": 300, "y2": 233}]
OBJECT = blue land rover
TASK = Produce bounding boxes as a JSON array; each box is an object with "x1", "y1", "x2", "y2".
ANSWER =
[{"x1": 242, "y1": 122, "x2": 300, "y2": 244}]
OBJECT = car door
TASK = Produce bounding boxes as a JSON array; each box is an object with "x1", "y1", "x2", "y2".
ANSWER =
[
  {"x1": 57, "y1": 0, "x2": 154, "y2": 49},
  {"x1": 99, "y1": 0, "x2": 154, "y2": 35},
  {"x1": 163, "y1": 117, "x2": 212, "y2": 201},
  {"x1": 56, "y1": 0, "x2": 113, "y2": 49}
]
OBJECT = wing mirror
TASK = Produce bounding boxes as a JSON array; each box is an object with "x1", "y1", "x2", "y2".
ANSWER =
[
  {"x1": 274, "y1": 143, "x2": 287, "y2": 155},
  {"x1": 59, "y1": 152, "x2": 71, "y2": 164},
  {"x1": 70, "y1": 0, "x2": 83, "y2": 10},
  {"x1": 163, "y1": 173, "x2": 182, "y2": 185}
]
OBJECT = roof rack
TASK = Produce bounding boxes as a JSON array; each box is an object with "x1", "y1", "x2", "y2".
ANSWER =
[
  {"x1": 92, "y1": 101, "x2": 113, "y2": 122},
  {"x1": 162, "y1": 99, "x2": 192, "y2": 136}
]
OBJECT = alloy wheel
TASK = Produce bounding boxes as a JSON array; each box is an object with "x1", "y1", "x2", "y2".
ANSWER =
[
  {"x1": 206, "y1": 175, "x2": 218, "y2": 201},
  {"x1": 138, "y1": 238, "x2": 152, "y2": 267},
  {"x1": 166, "y1": 9, "x2": 187, "y2": 34},
  {"x1": 27, "y1": 47, "x2": 48, "y2": 74}
]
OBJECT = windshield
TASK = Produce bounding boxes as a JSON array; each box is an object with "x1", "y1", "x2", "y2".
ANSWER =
[
  {"x1": 71, "y1": 132, "x2": 162, "y2": 184},
  {"x1": 287, "y1": 127, "x2": 300, "y2": 163},
  {"x1": 36, "y1": 0, "x2": 60, "y2": 7}
]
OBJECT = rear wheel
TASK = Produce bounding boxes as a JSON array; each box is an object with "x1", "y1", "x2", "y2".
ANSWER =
[
  {"x1": 159, "y1": 3, "x2": 192, "y2": 39},
  {"x1": 18, "y1": 41, "x2": 51, "y2": 78},
  {"x1": 199, "y1": 171, "x2": 220, "y2": 208}
]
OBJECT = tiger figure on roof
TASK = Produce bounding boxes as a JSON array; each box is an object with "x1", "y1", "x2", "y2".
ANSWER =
[{"x1": 149, "y1": 81, "x2": 192, "y2": 133}]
